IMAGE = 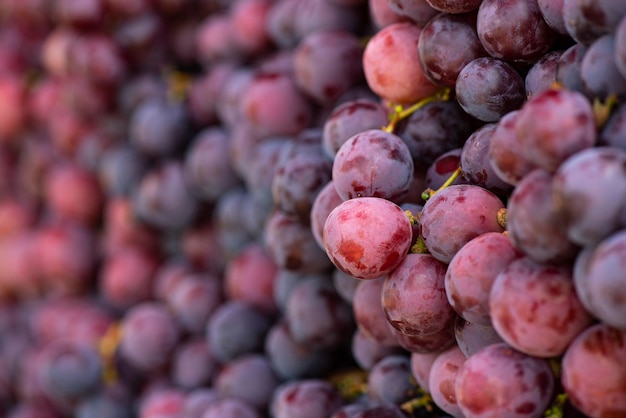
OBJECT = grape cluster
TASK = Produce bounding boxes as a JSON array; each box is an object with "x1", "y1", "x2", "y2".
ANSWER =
[{"x1": 0, "y1": 0, "x2": 624, "y2": 418}]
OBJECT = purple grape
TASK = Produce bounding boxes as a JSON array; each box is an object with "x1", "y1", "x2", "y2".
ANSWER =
[
  {"x1": 332, "y1": 268, "x2": 361, "y2": 304},
  {"x1": 563, "y1": 0, "x2": 626, "y2": 45},
  {"x1": 310, "y1": 180, "x2": 344, "y2": 250},
  {"x1": 574, "y1": 230, "x2": 626, "y2": 329},
  {"x1": 445, "y1": 232, "x2": 522, "y2": 325},
  {"x1": 323, "y1": 197, "x2": 412, "y2": 280},
  {"x1": 616, "y1": 16, "x2": 626, "y2": 79},
  {"x1": 537, "y1": 0, "x2": 566, "y2": 34},
  {"x1": 418, "y1": 11, "x2": 487, "y2": 87},
  {"x1": 285, "y1": 276, "x2": 354, "y2": 349},
  {"x1": 410, "y1": 351, "x2": 439, "y2": 393},
  {"x1": 455, "y1": 343, "x2": 555, "y2": 418},
  {"x1": 332, "y1": 129, "x2": 414, "y2": 203},
  {"x1": 420, "y1": 184, "x2": 505, "y2": 264},
  {"x1": 171, "y1": 339, "x2": 218, "y2": 390},
  {"x1": 524, "y1": 50, "x2": 562, "y2": 100},
  {"x1": 506, "y1": 169, "x2": 580, "y2": 264},
  {"x1": 387, "y1": 0, "x2": 439, "y2": 25},
  {"x1": 351, "y1": 329, "x2": 404, "y2": 370},
  {"x1": 424, "y1": 0, "x2": 483, "y2": 13},
  {"x1": 270, "y1": 379, "x2": 344, "y2": 418},
  {"x1": 515, "y1": 87, "x2": 596, "y2": 173},
  {"x1": 561, "y1": 324, "x2": 626, "y2": 418},
  {"x1": 293, "y1": 29, "x2": 364, "y2": 106},
  {"x1": 353, "y1": 277, "x2": 398, "y2": 347},
  {"x1": 202, "y1": 398, "x2": 262, "y2": 418},
  {"x1": 424, "y1": 148, "x2": 466, "y2": 191},
  {"x1": 454, "y1": 317, "x2": 504, "y2": 358},
  {"x1": 367, "y1": 355, "x2": 415, "y2": 406},
  {"x1": 552, "y1": 147, "x2": 626, "y2": 246},
  {"x1": 476, "y1": 0, "x2": 556, "y2": 63},
  {"x1": 489, "y1": 257, "x2": 593, "y2": 358},
  {"x1": 580, "y1": 34, "x2": 626, "y2": 100},
  {"x1": 455, "y1": 57, "x2": 525, "y2": 122},
  {"x1": 556, "y1": 42, "x2": 588, "y2": 95},
  {"x1": 428, "y1": 345, "x2": 466, "y2": 416},
  {"x1": 599, "y1": 103, "x2": 626, "y2": 150},
  {"x1": 382, "y1": 253, "x2": 455, "y2": 337}
]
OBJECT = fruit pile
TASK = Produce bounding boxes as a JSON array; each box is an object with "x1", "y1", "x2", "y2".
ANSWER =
[{"x1": 0, "y1": 0, "x2": 624, "y2": 417}]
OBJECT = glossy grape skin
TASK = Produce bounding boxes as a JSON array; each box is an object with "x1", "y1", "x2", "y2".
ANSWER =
[
  {"x1": 489, "y1": 257, "x2": 593, "y2": 358},
  {"x1": 332, "y1": 129, "x2": 414, "y2": 203},
  {"x1": 367, "y1": 355, "x2": 416, "y2": 406},
  {"x1": 537, "y1": 0, "x2": 566, "y2": 34},
  {"x1": 323, "y1": 197, "x2": 412, "y2": 280},
  {"x1": 506, "y1": 169, "x2": 580, "y2": 264},
  {"x1": 476, "y1": 0, "x2": 556, "y2": 63},
  {"x1": 574, "y1": 230, "x2": 626, "y2": 329},
  {"x1": 353, "y1": 277, "x2": 398, "y2": 347},
  {"x1": 552, "y1": 147, "x2": 626, "y2": 247},
  {"x1": 420, "y1": 184, "x2": 505, "y2": 264},
  {"x1": 382, "y1": 253, "x2": 456, "y2": 337},
  {"x1": 561, "y1": 324, "x2": 626, "y2": 418},
  {"x1": 322, "y1": 98, "x2": 389, "y2": 159},
  {"x1": 580, "y1": 34, "x2": 626, "y2": 100},
  {"x1": 428, "y1": 345, "x2": 466, "y2": 417},
  {"x1": 418, "y1": 11, "x2": 487, "y2": 88},
  {"x1": 445, "y1": 232, "x2": 522, "y2": 325},
  {"x1": 454, "y1": 317, "x2": 504, "y2": 358},
  {"x1": 524, "y1": 50, "x2": 562, "y2": 100},
  {"x1": 270, "y1": 379, "x2": 344, "y2": 418},
  {"x1": 563, "y1": 0, "x2": 626, "y2": 45},
  {"x1": 455, "y1": 343, "x2": 555, "y2": 418},
  {"x1": 392, "y1": 323, "x2": 456, "y2": 354},
  {"x1": 460, "y1": 123, "x2": 514, "y2": 196},
  {"x1": 455, "y1": 57, "x2": 525, "y2": 122},
  {"x1": 488, "y1": 110, "x2": 539, "y2": 186},
  {"x1": 363, "y1": 22, "x2": 440, "y2": 105},
  {"x1": 516, "y1": 87, "x2": 596, "y2": 173},
  {"x1": 425, "y1": 148, "x2": 466, "y2": 191}
]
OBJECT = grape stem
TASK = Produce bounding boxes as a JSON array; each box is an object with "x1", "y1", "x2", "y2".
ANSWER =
[
  {"x1": 421, "y1": 166, "x2": 462, "y2": 201},
  {"x1": 382, "y1": 88, "x2": 451, "y2": 133},
  {"x1": 98, "y1": 322, "x2": 124, "y2": 385}
]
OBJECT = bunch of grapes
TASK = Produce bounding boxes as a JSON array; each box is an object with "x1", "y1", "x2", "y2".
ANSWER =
[{"x1": 0, "y1": 0, "x2": 624, "y2": 417}]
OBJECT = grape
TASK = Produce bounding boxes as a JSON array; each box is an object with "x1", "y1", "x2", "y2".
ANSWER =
[
  {"x1": 460, "y1": 123, "x2": 514, "y2": 196},
  {"x1": 273, "y1": 270, "x2": 328, "y2": 313},
  {"x1": 201, "y1": 398, "x2": 262, "y2": 418},
  {"x1": 382, "y1": 253, "x2": 455, "y2": 337},
  {"x1": 476, "y1": 0, "x2": 556, "y2": 63},
  {"x1": 166, "y1": 274, "x2": 223, "y2": 334},
  {"x1": 524, "y1": 50, "x2": 562, "y2": 100},
  {"x1": 367, "y1": 355, "x2": 416, "y2": 406},
  {"x1": 352, "y1": 406, "x2": 407, "y2": 418},
  {"x1": 129, "y1": 98, "x2": 189, "y2": 158},
  {"x1": 387, "y1": 0, "x2": 439, "y2": 26},
  {"x1": 240, "y1": 72, "x2": 315, "y2": 138},
  {"x1": 119, "y1": 302, "x2": 181, "y2": 373},
  {"x1": 424, "y1": 148, "x2": 466, "y2": 191},
  {"x1": 561, "y1": 323, "x2": 626, "y2": 418},
  {"x1": 392, "y1": 323, "x2": 456, "y2": 354},
  {"x1": 272, "y1": 140, "x2": 333, "y2": 222},
  {"x1": 214, "y1": 354, "x2": 280, "y2": 411},
  {"x1": 445, "y1": 231, "x2": 522, "y2": 325},
  {"x1": 229, "y1": 0, "x2": 274, "y2": 57},
  {"x1": 351, "y1": 329, "x2": 403, "y2": 370},
  {"x1": 616, "y1": 16, "x2": 626, "y2": 79},
  {"x1": 323, "y1": 197, "x2": 412, "y2": 279},
  {"x1": 455, "y1": 57, "x2": 525, "y2": 122},
  {"x1": 241, "y1": 137, "x2": 288, "y2": 208},
  {"x1": 264, "y1": 209, "x2": 334, "y2": 274},
  {"x1": 183, "y1": 127, "x2": 241, "y2": 202},
  {"x1": 171, "y1": 339, "x2": 217, "y2": 390},
  {"x1": 363, "y1": 22, "x2": 440, "y2": 105},
  {"x1": 368, "y1": 0, "x2": 407, "y2": 29},
  {"x1": 264, "y1": 321, "x2": 335, "y2": 380},
  {"x1": 98, "y1": 144, "x2": 148, "y2": 197},
  {"x1": 574, "y1": 230, "x2": 626, "y2": 329},
  {"x1": 455, "y1": 343, "x2": 555, "y2": 418},
  {"x1": 420, "y1": 184, "x2": 505, "y2": 263},
  {"x1": 285, "y1": 276, "x2": 354, "y2": 349},
  {"x1": 537, "y1": 0, "x2": 566, "y2": 34},
  {"x1": 310, "y1": 181, "x2": 344, "y2": 250},
  {"x1": 322, "y1": 99, "x2": 389, "y2": 159},
  {"x1": 397, "y1": 100, "x2": 480, "y2": 169},
  {"x1": 428, "y1": 345, "x2": 466, "y2": 417},
  {"x1": 293, "y1": 29, "x2": 364, "y2": 105},
  {"x1": 489, "y1": 257, "x2": 593, "y2": 357},
  {"x1": 183, "y1": 389, "x2": 219, "y2": 418},
  {"x1": 515, "y1": 87, "x2": 596, "y2": 173},
  {"x1": 270, "y1": 379, "x2": 344, "y2": 418},
  {"x1": 410, "y1": 351, "x2": 439, "y2": 393},
  {"x1": 563, "y1": 0, "x2": 626, "y2": 45},
  {"x1": 293, "y1": 0, "x2": 364, "y2": 39},
  {"x1": 506, "y1": 169, "x2": 580, "y2": 264},
  {"x1": 332, "y1": 268, "x2": 361, "y2": 304},
  {"x1": 552, "y1": 147, "x2": 626, "y2": 246},
  {"x1": 332, "y1": 129, "x2": 414, "y2": 203},
  {"x1": 206, "y1": 301, "x2": 273, "y2": 364},
  {"x1": 454, "y1": 317, "x2": 504, "y2": 358},
  {"x1": 418, "y1": 11, "x2": 487, "y2": 88},
  {"x1": 76, "y1": 385, "x2": 134, "y2": 418},
  {"x1": 554, "y1": 44, "x2": 588, "y2": 97},
  {"x1": 353, "y1": 277, "x2": 398, "y2": 347},
  {"x1": 216, "y1": 67, "x2": 255, "y2": 129},
  {"x1": 581, "y1": 34, "x2": 626, "y2": 100},
  {"x1": 224, "y1": 243, "x2": 278, "y2": 314},
  {"x1": 424, "y1": 0, "x2": 483, "y2": 13}
]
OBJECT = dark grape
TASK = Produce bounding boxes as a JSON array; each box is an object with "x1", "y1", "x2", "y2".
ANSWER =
[
  {"x1": 270, "y1": 379, "x2": 344, "y2": 418},
  {"x1": 367, "y1": 355, "x2": 416, "y2": 406}
]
